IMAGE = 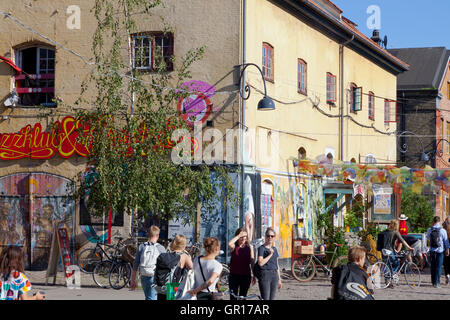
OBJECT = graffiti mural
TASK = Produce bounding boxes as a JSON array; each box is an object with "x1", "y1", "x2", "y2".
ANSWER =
[
  {"x1": 0, "y1": 173, "x2": 75, "y2": 270},
  {"x1": 200, "y1": 172, "x2": 239, "y2": 262}
]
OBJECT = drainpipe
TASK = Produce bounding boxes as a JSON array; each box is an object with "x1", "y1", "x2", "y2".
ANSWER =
[
  {"x1": 339, "y1": 35, "x2": 354, "y2": 161},
  {"x1": 240, "y1": 0, "x2": 247, "y2": 232}
]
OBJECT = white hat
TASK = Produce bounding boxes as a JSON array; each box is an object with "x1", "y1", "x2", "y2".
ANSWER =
[{"x1": 399, "y1": 214, "x2": 408, "y2": 221}]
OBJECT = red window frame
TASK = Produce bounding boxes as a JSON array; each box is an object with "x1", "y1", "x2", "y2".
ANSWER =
[
  {"x1": 384, "y1": 99, "x2": 397, "y2": 124},
  {"x1": 326, "y1": 72, "x2": 336, "y2": 103},
  {"x1": 262, "y1": 42, "x2": 274, "y2": 82},
  {"x1": 131, "y1": 32, "x2": 174, "y2": 72},
  {"x1": 298, "y1": 59, "x2": 307, "y2": 95},
  {"x1": 368, "y1": 92, "x2": 375, "y2": 120}
]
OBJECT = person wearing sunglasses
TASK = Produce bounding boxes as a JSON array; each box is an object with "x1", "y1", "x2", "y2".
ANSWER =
[{"x1": 256, "y1": 227, "x2": 282, "y2": 300}]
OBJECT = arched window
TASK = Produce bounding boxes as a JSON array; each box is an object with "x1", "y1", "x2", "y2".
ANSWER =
[
  {"x1": 298, "y1": 147, "x2": 307, "y2": 160},
  {"x1": 14, "y1": 45, "x2": 55, "y2": 107}
]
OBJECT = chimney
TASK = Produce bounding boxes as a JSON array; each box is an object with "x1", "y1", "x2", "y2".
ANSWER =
[{"x1": 371, "y1": 30, "x2": 381, "y2": 46}]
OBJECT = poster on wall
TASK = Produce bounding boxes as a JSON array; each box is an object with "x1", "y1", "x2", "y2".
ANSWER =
[
  {"x1": 373, "y1": 184, "x2": 392, "y2": 215},
  {"x1": 261, "y1": 182, "x2": 273, "y2": 235},
  {"x1": 168, "y1": 217, "x2": 195, "y2": 246}
]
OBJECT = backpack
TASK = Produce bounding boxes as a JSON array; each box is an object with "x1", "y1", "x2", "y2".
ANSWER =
[
  {"x1": 430, "y1": 228, "x2": 442, "y2": 248},
  {"x1": 154, "y1": 252, "x2": 182, "y2": 288},
  {"x1": 376, "y1": 230, "x2": 393, "y2": 251},
  {"x1": 334, "y1": 264, "x2": 374, "y2": 301},
  {"x1": 139, "y1": 242, "x2": 162, "y2": 277}
]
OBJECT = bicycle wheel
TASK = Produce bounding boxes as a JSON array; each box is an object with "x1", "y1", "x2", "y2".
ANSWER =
[
  {"x1": 93, "y1": 260, "x2": 113, "y2": 288},
  {"x1": 368, "y1": 261, "x2": 392, "y2": 289},
  {"x1": 218, "y1": 264, "x2": 230, "y2": 288},
  {"x1": 403, "y1": 262, "x2": 421, "y2": 288},
  {"x1": 291, "y1": 257, "x2": 316, "y2": 282},
  {"x1": 109, "y1": 262, "x2": 132, "y2": 290},
  {"x1": 77, "y1": 248, "x2": 101, "y2": 274},
  {"x1": 332, "y1": 255, "x2": 348, "y2": 268}
]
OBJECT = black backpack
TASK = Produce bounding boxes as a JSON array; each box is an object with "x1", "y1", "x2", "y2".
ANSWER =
[
  {"x1": 376, "y1": 230, "x2": 393, "y2": 251},
  {"x1": 154, "y1": 252, "x2": 182, "y2": 287},
  {"x1": 430, "y1": 228, "x2": 441, "y2": 248},
  {"x1": 334, "y1": 264, "x2": 374, "y2": 301}
]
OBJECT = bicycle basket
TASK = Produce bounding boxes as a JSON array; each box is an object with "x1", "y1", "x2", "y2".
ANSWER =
[{"x1": 121, "y1": 245, "x2": 137, "y2": 263}]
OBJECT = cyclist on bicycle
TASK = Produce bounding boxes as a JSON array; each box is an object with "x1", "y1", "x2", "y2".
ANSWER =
[{"x1": 377, "y1": 219, "x2": 412, "y2": 275}]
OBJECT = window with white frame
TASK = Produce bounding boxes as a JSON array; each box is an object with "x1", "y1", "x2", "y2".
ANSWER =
[
  {"x1": 14, "y1": 46, "x2": 55, "y2": 107},
  {"x1": 131, "y1": 32, "x2": 173, "y2": 71}
]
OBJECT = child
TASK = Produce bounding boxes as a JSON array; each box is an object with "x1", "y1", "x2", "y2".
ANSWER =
[
  {"x1": 0, "y1": 246, "x2": 45, "y2": 300},
  {"x1": 329, "y1": 246, "x2": 373, "y2": 300}
]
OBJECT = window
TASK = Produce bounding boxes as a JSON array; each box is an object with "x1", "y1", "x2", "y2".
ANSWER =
[
  {"x1": 384, "y1": 99, "x2": 397, "y2": 124},
  {"x1": 447, "y1": 81, "x2": 450, "y2": 100},
  {"x1": 447, "y1": 121, "x2": 450, "y2": 154},
  {"x1": 326, "y1": 73, "x2": 336, "y2": 103},
  {"x1": 298, "y1": 59, "x2": 307, "y2": 95},
  {"x1": 368, "y1": 92, "x2": 375, "y2": 120},
  {"x1": 131, "y1": 32, "x2": 173, "y2": 71},
  {"x1": 14, "y1": 46, "x2": 55, "y2": 107},
  {"x1": 349, "y1": 83, "x2": 362, "y2": 112},
  {"x1": 262, "y1": 43, "x2": 274, "y2": 81},
  {"x1": 441, "y1": 118, "x2": 444, "y2": 154},
  {"x1": 298, "y1": 147, "x2": 307, "y2": 160}
]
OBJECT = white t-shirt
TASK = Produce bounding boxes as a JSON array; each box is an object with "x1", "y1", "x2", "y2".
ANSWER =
[{"x1": 193, "y1": 257, "x2": 223, "y2": 293}]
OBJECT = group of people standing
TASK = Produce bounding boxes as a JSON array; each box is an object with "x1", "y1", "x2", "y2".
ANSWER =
[{"x1": 131, "y1": 225, "x2": 283, "y2": 300}]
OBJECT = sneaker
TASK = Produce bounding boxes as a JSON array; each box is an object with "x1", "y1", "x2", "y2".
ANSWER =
[
  {"x1": 433, "y1": 284, "x2": 441, "y2": 288},
  {"x1": 446, "y1": 275, "x2": 450, "y2": 285}
]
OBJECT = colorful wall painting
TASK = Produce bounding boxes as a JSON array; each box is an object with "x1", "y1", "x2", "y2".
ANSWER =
[{"x1": 0, "y1": 173, "x2": 75, "y2": 270}]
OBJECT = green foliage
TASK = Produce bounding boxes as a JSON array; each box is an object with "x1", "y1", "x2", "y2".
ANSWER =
[
  {"x1": 401, "y1": 187, "x2": 434, "y2": 233},
  {"x1": 70, "y1": 0, "x2": 239, "y2": 231},
  {"x1": 316, "y1": 199, "x2": 348, "y2": 260}
]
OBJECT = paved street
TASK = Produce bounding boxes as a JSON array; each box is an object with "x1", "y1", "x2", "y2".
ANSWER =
[{"x1": 25, "y1": 269, "x2": 450, "y2": 300}]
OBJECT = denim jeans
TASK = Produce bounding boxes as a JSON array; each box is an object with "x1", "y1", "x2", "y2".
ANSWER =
[
  {"x1": 386, "y1": 252, "x2": 400, "y2": 273},
  {"x1": 257, "y1": 270, "x2": 278, "y2": 300},
  {"x1": 430, "y1": 251, "x2": 444, "y2": 286},
  {"x1": 141, "y1": 275, "x2": 157, "y2": 300}
]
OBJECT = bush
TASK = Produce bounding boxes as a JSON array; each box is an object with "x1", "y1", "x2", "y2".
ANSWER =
[{"x1": 401, "y1": 187, "x2": 434, "y2": 233}]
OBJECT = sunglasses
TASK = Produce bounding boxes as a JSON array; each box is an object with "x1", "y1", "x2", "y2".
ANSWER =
[{"x1": 266, "y1": 234, "x2": 275, "y2": 238}]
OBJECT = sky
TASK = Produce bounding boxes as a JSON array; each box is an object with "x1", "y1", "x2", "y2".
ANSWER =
[{"x1": 332, "y1": 0, "x2": 450, "y2": 49}]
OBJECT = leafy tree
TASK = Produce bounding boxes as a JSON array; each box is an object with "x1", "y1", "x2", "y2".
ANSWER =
[
  {"x1": 401, "y1": 187, "x2": 434, "y2": 233},
  {"x1": 68, "y1": 0, "x2": 238, "y2": 234}
]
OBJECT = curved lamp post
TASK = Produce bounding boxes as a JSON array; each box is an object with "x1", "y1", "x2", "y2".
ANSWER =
[
  {"x1": 397, "y1": 131, "x2": 430, "y2": 162},
  {"x1": 235, "y1": 63, "x2": 276, "y2": 111}
]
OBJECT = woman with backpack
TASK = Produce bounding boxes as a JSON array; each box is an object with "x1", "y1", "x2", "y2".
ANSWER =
[
  {"x1": 227, "y1": 228, "x2": 254, "y2": 300},
  {"x1": 0, "y1": 246, "x2": 45, "y2": 300},
  {"x1": 155, "y1": 234, "x2": 193, "y2": 300},
  {"x1": 256, "y1": 227, "x2": 282, "y2": 300},
  {"x1": 188, "y1": 237, "x2": 223, "y2": 300}
]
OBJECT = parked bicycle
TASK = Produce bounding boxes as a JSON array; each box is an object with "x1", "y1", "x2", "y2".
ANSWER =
[
  {"x1": 291, "y1": 243, "x2": 348, "y2": 282},
  {"x1": 368, "y1": 249, "x2": 421, "y2": 289},
  {"x1": 77, "y1": 235, "x2": 136, "y2": 274},
  {"x1": 91, "y1": 236, "x2": 133, "y2": 289}
]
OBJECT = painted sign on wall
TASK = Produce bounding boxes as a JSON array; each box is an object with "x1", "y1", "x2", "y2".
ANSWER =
[{"x1": 0, "y1": 116, "x2": 89, "y2": 160}]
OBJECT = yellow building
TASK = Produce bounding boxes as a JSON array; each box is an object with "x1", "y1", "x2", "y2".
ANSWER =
[{"x1": 0, "y1": 0, "x2": 408, "y2": 269}]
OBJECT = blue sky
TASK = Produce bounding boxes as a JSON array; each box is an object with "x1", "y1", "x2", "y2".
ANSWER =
[{"x1": 333, "y1": 0, "x2": 450, "y2": 49}]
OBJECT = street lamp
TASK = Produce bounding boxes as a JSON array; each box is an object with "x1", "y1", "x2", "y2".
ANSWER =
[
  {"x1": 235, "y1": 63, "x2": 276, "y2": 111},
  {"x1": 397, "y1": 131, "x2": 430, "y2": 163}
]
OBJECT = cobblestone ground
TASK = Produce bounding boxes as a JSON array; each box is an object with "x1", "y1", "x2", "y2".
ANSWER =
[{"x1": 24, "y1": 268, "x2": 450, "y2": 300}]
